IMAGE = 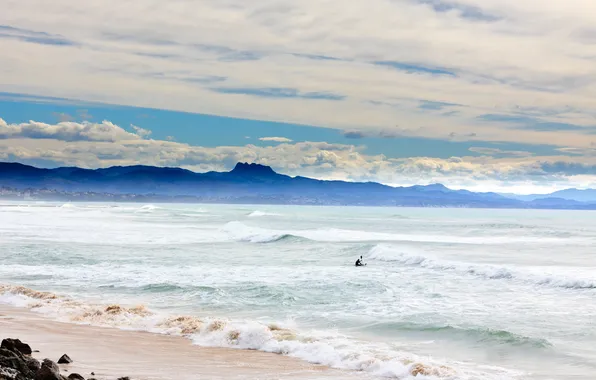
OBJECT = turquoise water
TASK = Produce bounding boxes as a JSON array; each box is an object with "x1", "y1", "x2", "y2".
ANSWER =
[{"x1": 1, "y1": 202, "x2": 595, "y2": 379}]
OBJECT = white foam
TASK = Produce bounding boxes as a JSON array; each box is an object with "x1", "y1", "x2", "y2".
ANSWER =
[
  {"x1": 135, "y1": 205, "x2": 159, "y2": 213},
  {"x1": 368, "y1": 244, "x2": 596, "y2": 288},
  {"x1": 0, "y1": 285, "x2": 521, "y2": 380},
  {"x1": 248, "y1": 211, "x2": 281, "y2": 217}
]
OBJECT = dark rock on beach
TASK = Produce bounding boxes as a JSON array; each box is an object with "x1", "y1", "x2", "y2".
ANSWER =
[
  {"x1": 1, "y1": 339, "x2": 32, "y2": 356},
  {"x1": 0, "y1": 338, "x2": 131, "y2": 380},
  {"x1": 35, "y1": 359, "x2": 62, "y2": 380},
  {"x1": 25, "y1": 357, "x2": 41, "y2": 372},
  {"x1": 0, "y1": 348, "x2": 34, "y2": 379},
  {"x1": 56, "y1": 356, "x2": 72, "y2": 365}
]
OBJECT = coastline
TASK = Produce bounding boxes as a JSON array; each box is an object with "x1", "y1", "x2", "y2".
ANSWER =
[{"x1": 0, "y1": 305, "x2": 352, "y2": 380}]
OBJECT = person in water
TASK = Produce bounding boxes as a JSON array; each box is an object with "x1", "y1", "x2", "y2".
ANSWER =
[{"x1": 355, "y1": 256, "x2": 365, "y2": 266}]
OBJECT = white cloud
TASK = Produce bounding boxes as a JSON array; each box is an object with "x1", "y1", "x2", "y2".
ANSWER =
[
  {"x1": 131, "y1": 124, "x2": 152, "y2": 138},
  {"x1": 1, "y1": 0, "x2": 596, "y2": 149},
  {"x1": 259, "y1": 136, "x2": 293, "y2": 143},
  {"x1": 0, "y1": 118, "x2": 594, "y2": 193},
  {"x1": 0, "y1": 118, "x2": 143, "y2": 142},
  {"x1": 468, "y1": 147, "x2": 532, "y2": 157}
]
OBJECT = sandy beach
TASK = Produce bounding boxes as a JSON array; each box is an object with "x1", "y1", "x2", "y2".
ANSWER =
[{"x1": 0, "y1": 305, "x2": 354, "y2": 380}]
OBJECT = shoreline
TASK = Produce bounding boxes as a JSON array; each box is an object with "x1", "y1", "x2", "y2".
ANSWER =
[
  {"x1": 0, "y1": 305, "x2": 353, "y2": 380},
  {"x1": 2, "y1": 199, "x2": 596, "y2": 212}
]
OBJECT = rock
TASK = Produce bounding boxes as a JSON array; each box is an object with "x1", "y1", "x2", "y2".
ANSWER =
[
  {"x1": 1, "y1": 339, "x2": 32, "y2": 356},
  {"x1": 57, "y1": 355, "x2": 72, "y2": 365},
  {"x1": 0, "y1": 366, "x2": 30, "y2": 380},
  {"x1": 117, "y1": 377, "x2": 130, "y2": 380},
  {"x1": 35, "y1": 359, "x2": 61, "y2": 380},
  {"x1": 0, "y1": 348, "x2": 33, "y2": 378},
  {"x1": 67, "y1": 374, "x2": 85, "y2": 380},
  {"x1": 26, "y1": 357, "x2": 41, "y2": 372}
]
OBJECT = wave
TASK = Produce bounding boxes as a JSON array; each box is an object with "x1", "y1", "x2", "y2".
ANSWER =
[
  {"x1": 368, "y1": 244, "x2": 596, "y2": 290},
  {"x1": 134, "y1": 205, "x2": 160, "y2": 213},
  {"x1": 140, "y1": 283, "x2": 185, "y2": 293},
  {"x1": 365, "y1": 321, "x2": 551, "y2": 348},
  {"x1": 222, "y1": 222, "x2": 307, "y2": 243},
  {"x1": 222, "y1": 222, "x2": 572, "y2": 245},
  {"x1": 0, "y1": 284, "x2": 520, "y2": 380},
  {"x1": 248, "y1": 211, "x2": 281, "y2": 217}
]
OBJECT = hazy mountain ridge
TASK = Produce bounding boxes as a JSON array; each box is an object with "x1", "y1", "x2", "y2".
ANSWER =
[
  {"x1": 500, "y1": 188, "x2": 596, "y2": 203},
  {"x1": 0, "y1": 162, "x2": 594, "y2": 209}
]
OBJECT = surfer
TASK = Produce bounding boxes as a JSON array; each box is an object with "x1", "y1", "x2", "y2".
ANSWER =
[{"x1": 355, "y1": 256, "x2": 366, "y2": 267}]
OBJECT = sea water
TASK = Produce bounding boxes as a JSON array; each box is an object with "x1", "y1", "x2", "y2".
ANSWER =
[{"x1": 0, "y1": 201, "x2": 595, "y2": 379}]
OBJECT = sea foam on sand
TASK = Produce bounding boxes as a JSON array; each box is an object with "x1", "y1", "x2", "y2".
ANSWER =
[
  {"x1": 0, "y1": 285, "x2": 477, "y2": 380},
  {"x1": 0, "y1": 305, "x2": 348, "y2": 380}
]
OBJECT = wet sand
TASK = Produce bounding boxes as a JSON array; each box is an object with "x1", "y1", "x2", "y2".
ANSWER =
[{"x1": 0, "y1": 305, "x2": 359, "y2": 380}]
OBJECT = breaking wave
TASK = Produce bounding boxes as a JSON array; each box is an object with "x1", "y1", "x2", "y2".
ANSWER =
[
  {"x1": 221, "y1": 222, "x2": 571, "y2": 245},
  {"x1": 0, "y1": 284, "x2": 520, "y2": 380},
  {"x1": 368, "y1": 245, "x2": 596, "y2": 290},
  {"x1": 135, "y1": 205, "x2": 160, "y2": 213},
  {"x1": 222, "y1": 222, "x2": 307, "y2": 243},
  {"x1": 248, "y1": 211, "x2": 281, "y2": 217}
]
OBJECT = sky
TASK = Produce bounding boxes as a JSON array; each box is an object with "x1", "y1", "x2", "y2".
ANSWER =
[{"x1": 0, "y1": 0, "x2": 595, "y2": 194}]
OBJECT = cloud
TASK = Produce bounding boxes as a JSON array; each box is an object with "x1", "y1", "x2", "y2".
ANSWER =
[
  {"x1": 469, "y1": 147, "x2": 533, "y2": 157},
  {"x1": 478, "y1": 114, "x2": 592, "y2": 132},
  {"x1": 2, "y1": 0, "x2": 596, "y2": 151},
  {"x1": 131, "y1": 124, "x2": 152, "y2": 139},
  {"x1": 0, "y1": 118, "x2": 146, "y2": 142},
  {"x1": 539, "y1": 161, "x2": 596, "y2": 176},
  {"x1": 259, "y1": 136, "x2": 293, "y2": 143},
  {"x1": 0, "y1": 118, "x2": 594, "y2": 193},
  {"x1": 556, "y1": 147, "x2": 596, "y2": 156}
]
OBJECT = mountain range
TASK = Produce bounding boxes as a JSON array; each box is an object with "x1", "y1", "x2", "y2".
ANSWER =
[
  {"x1": 0, "y1": 161, "x2": 594, "y2": 209},
  {"x1": 500, "y1": 188, "x2": 596, "y2": 203}
]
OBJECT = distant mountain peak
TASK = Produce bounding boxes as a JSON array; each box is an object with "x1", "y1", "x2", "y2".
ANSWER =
[
  {"x1": 410, "y1": 183, "x2": 450, "y2": 192},
  {"x1": 230, "y1": 162, "x2": 277, "y2": 176},
  {"x1": 425, "y1": 183, "x2": 449, "y2": 191}
]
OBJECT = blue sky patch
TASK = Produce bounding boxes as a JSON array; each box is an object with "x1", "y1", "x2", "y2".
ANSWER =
[
  {"x1": 418, "y1": 100, "x2": 460, "y2": 110},
  {"x1": 210, "y1": 87, "x2": 346, "y2": 100},
  {"x1": 375, "y1": 61, "x2": 456, "y2": 76},
  {"x1": 0, "y1": 25, "x2": 76, "y2": 46},
  {"x1": 415, "y1": 0, "x2": 501, "y2": 21},
  {"x1": 479, "y1": 114, "x2": 591, "y2": 132}
]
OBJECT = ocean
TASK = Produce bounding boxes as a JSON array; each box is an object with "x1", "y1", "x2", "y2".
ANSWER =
[{"x1": 1, "y1": 201, "x2": 595, "y2": 379}]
